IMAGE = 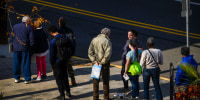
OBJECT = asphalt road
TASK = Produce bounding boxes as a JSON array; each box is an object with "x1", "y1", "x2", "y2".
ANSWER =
[{"x1": 6, "y1": 0, "x2": 200, "y2": 79}]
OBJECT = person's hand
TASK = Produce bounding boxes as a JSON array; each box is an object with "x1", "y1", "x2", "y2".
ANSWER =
[
  {"x1": 124, "y1": 72, "x2": 126, "y2": 77},
  {"x1": 94, "y1": 62, "x2": 99, "y2": 66}
]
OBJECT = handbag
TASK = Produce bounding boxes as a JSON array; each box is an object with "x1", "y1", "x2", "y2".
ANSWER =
[
  {"x1": 9, "y1": 43, "x2": 14, "y2": 53},
  {"x1": 128, "y1": 61, "x2": 141, "y2": 76},
  {"x1": 91, "y1": 64, "x2": 102, "y2": 79}
]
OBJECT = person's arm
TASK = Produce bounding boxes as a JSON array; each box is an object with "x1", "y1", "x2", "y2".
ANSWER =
[
  {"x1": 29, "y1": 26, "x2": 34, "y2": 47},
  {"x1": 159, "y1": 50, "x2": 163, "y2": 65},
  {"x1": 140, "y1": 51, "x2": 146, "y2": 68},
  {"x1": 88, "y1": 39, "x2": 96, "y2": 63},
  {"x1": 99, "y1": 41, "x2": 112, "y2": 65},
  {"x1": 124, "y1": 57, "x2": 131, "y2": 77},
  {"x1": 175, "y1": 65, "x2": 184, "y2": 85},
  {"x1": 50, "y1": 39, "x2": 57, "y2": 66}
]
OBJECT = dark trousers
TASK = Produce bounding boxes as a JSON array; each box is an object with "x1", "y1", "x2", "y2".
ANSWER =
[
  {"x1": 13, "y1": 50, "x2": 32, "y2": 81},
  {"x1": 143, "y1": 67, "x2": 163, "y2": 100},
  {"x1": 121, "y1": 64, "x2": 129, "y2": 89},
  {"x1": 66, "y1": 58, "x2": 75, "y2": 79},
  {"x1": 93, "y1": 62, "x2": 110, "y2": 100},
  {"x1": 53, "y1": 61, "x2": 70, "y2": 96},
  {"x1": 128, "y1": 75, "x2": 139, "y2": 98}
]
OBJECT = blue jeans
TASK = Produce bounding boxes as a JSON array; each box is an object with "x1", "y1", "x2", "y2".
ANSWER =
[
  {"x1": 143, "y1": 67, "x2": 163, "y2": 100},
  {"x1": 13, "y1": 50, "x2": 32, "y2": 81},
  {"x1": 128, "y1": 75, "x2": 139, "y2": 98}
]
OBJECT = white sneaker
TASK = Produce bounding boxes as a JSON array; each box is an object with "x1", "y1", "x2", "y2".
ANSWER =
[
  {"x1": 136, "y1": 96, "x2": 139, "y2": 99},
  {"x1": 36, "y1": 77, "x2": 41, "y2": 81},
  {"x1": 24, "y1": 80, "x2": 31, "y2": 84},
  {"x1": 14, "y1": 79, "x2": 20, "y2": 83}
]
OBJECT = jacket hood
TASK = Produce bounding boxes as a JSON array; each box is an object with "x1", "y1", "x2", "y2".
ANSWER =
[{"x1": 182, "y1": 55, "x2": 194, "y2": 64}]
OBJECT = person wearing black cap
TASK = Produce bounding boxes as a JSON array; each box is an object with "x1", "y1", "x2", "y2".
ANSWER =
[{"x1": 175, "y1": 46, "x2": 198, "y2": 88}]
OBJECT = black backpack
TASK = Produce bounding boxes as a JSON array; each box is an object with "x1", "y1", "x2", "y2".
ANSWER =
[
  {"x1": 54, "y1": 34, "x2": 73, "y2": 61},
  {"x1": 59, "y1": 28, "x2": 76, "y2": 46}
]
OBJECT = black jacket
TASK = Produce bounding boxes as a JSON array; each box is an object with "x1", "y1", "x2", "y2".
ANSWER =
[{"x1": 33, "y1": 29, "x2": 49, "y2": 54}]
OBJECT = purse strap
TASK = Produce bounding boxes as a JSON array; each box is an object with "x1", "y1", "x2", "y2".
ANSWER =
[{"x1": 147, "y1": 49, "x2": 159, "y2": 67}]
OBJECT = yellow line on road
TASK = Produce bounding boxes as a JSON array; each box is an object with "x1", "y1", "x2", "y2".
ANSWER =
[
  {"x1": 33, "y1": 0, "x2": 200, "y2": 38},
  {"x1": 24, "y1": 0, "x2": 200, "y2": 40},
  {"x1": 24, "y1": 0, "x2": 200, "y2": 39},
  {"x1": 72, "y1": 56, "x2": 170, "y2": 82}
]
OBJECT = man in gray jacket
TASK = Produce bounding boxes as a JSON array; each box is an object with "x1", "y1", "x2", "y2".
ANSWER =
[{"x1": 88, "y1": 28, "x2": 112, "y2": 100}]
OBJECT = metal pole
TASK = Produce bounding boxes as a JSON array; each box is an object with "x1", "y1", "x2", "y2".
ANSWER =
[
  {"x1": 170, "y1": 63, "x2": 174, "y2": 100},
  {"x1": 186, "y1": 0, "x2": 189, "y2": 47}
]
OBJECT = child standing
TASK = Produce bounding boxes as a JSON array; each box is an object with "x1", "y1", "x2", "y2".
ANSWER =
[{"x1": 124, "y1": 39, "x2": 142, "y2": 98}]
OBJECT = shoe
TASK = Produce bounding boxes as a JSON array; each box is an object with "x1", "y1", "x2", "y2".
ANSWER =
[
  {"x1": 55, "y1": 95, "x2": 65, "y2": 100},
  {"x1": 71, "y1": 78, "x2": 77, "y2": 86},
  {"x1": 124, "y1": 88, "x2": 130, "y2": 93},
  {"x1": 41, "y1": 75, "x2": 47, "y2": 79},
  {"x1": 66, "y1": 92, "x2": 71, "y2": 97},
  {"x1": 136, "y1": 96, "x2": 139, "y2": 99},
  {"x1": 36, "y1": 77, "x2": 41, "y2": 81},
  {"x1": 14, "y1": 79, "x2": 20, "y2": 83},
  {"x1": 24, "y1": 80, "x2": 31, "y2": 84}
]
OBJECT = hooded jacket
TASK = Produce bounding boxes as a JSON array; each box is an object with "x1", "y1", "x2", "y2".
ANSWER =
[{"x1": 175, "y1": 55, "x2": 198, "y2": 86}]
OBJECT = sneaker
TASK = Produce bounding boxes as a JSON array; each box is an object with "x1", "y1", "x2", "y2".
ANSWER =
[
  {"x1": 24, "y1": 80, "x2": 31, "y2": 84},
  {"x1": 14, "y1": 79, "x2": 20, "y2": 83},
  {"x1": 41, "y1": 75, "x2": 47, "y2": 79},
  {"x1": 136, "y1": 96, "x2": 139, "y2": 99},
  {"x1": 36, "y1": 77, "x2": 41, "y2": 81},
  {"x1": 55, "y1": 95, "x2": 65, "y2": 100}
]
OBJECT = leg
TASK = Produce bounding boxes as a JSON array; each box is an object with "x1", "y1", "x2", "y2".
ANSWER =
[
  {"x1": 128, "y1": 75, "x2": 139, "y2": 98},
  {"x1": 22, "y1": 50, "x2": 31, "y2": 81},
  {"x1": 102, "y1": 63, "x2": 110, "y2": 100},
  {"x1": 93, "y1": 78, "x2": 100, "y2": 100},
  {"x1": 121, "y1": 64, "x2": 129, "y2": 90},
  {"x1": 67, "y1": 58, "x2": 76, "y2": 86},
  {"x1": 36, "y1": 56, "x2": 42, "y2": 77},
  {"x1": 13, "y1": 51, "x2": 22, "y2": 80},
  {"x1": 63, "y1": 62, "x2": 71, "y2": 97},
  {"x1": 143, "y1": 69, "x2": 150, "y2": 99},
  {"x1": 41, "y1": 56, "x2": 47, "y2": 76},
  {"x1": 53, "y1": 62, "x2": 65, "y2": 96},
  {"x1": 152, "y1": 68, "x2": 163, "y2": 100}
]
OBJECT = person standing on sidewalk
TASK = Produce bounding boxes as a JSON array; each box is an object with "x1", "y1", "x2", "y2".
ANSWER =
[
  {"x1": 88, "y1": 28, "x2": 112, "y2": 100},
  {"x1": 33, "y1": 20, "x2": 49, "y2": 81},
  {"x1": 48, "y1": 25, "x2": 74, "y2": 100},
  {"x1": 121, "y1": 29, "x2": 142, "y2": 92},
  {"x1": 175, "y1": 46, "x2": 198, "y2": 91},
  {"x1": 10, "y1": 16, "x2": 34, "y2": 84},
  {"x1": 140, "y1": 37, "x2": 163, "y2": 100},
  {"x1": 58, "y1": 17, "x2": 77, "y2": 86},
  {"x1": 124, "y1": 39, "x2": 142, "y2": 99}
]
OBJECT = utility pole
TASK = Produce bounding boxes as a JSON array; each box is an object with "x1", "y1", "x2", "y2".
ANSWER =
[
  {"x1": 182, "y1": 0, "x2": 191, "y2": 47},
  {"x1": 186, "y1": 0, "x2": 189, "y2": 47}
]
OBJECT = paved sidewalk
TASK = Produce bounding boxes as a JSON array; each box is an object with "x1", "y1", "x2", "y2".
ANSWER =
[{"x1": 0, "y1": 44, "x2": 171, "y2": 100}]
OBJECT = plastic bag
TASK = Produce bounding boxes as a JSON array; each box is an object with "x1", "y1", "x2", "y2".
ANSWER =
[{"x1": 91, "y1": 64, "x2": 102, "y2": 79}]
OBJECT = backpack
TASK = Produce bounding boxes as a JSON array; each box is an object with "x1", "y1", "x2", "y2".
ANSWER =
[
  {"x1": 54, "y1": 34, "x2": 73, "y2": 61},
  {"x1": 59, "y1": 27, "x2": 76, "y2": 46}
]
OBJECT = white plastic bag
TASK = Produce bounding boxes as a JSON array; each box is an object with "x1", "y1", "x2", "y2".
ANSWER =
[
  {"x1": 91, "y1": 64, "x2": 102, "y2": 79},
  {"x1": 123, "y1": 74, "x2": 129, "y2": 81}
]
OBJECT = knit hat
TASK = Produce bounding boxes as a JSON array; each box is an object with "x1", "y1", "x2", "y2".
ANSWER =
[{"x1": 181, "y1": 46, "x2": 189, "y2": 56}]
